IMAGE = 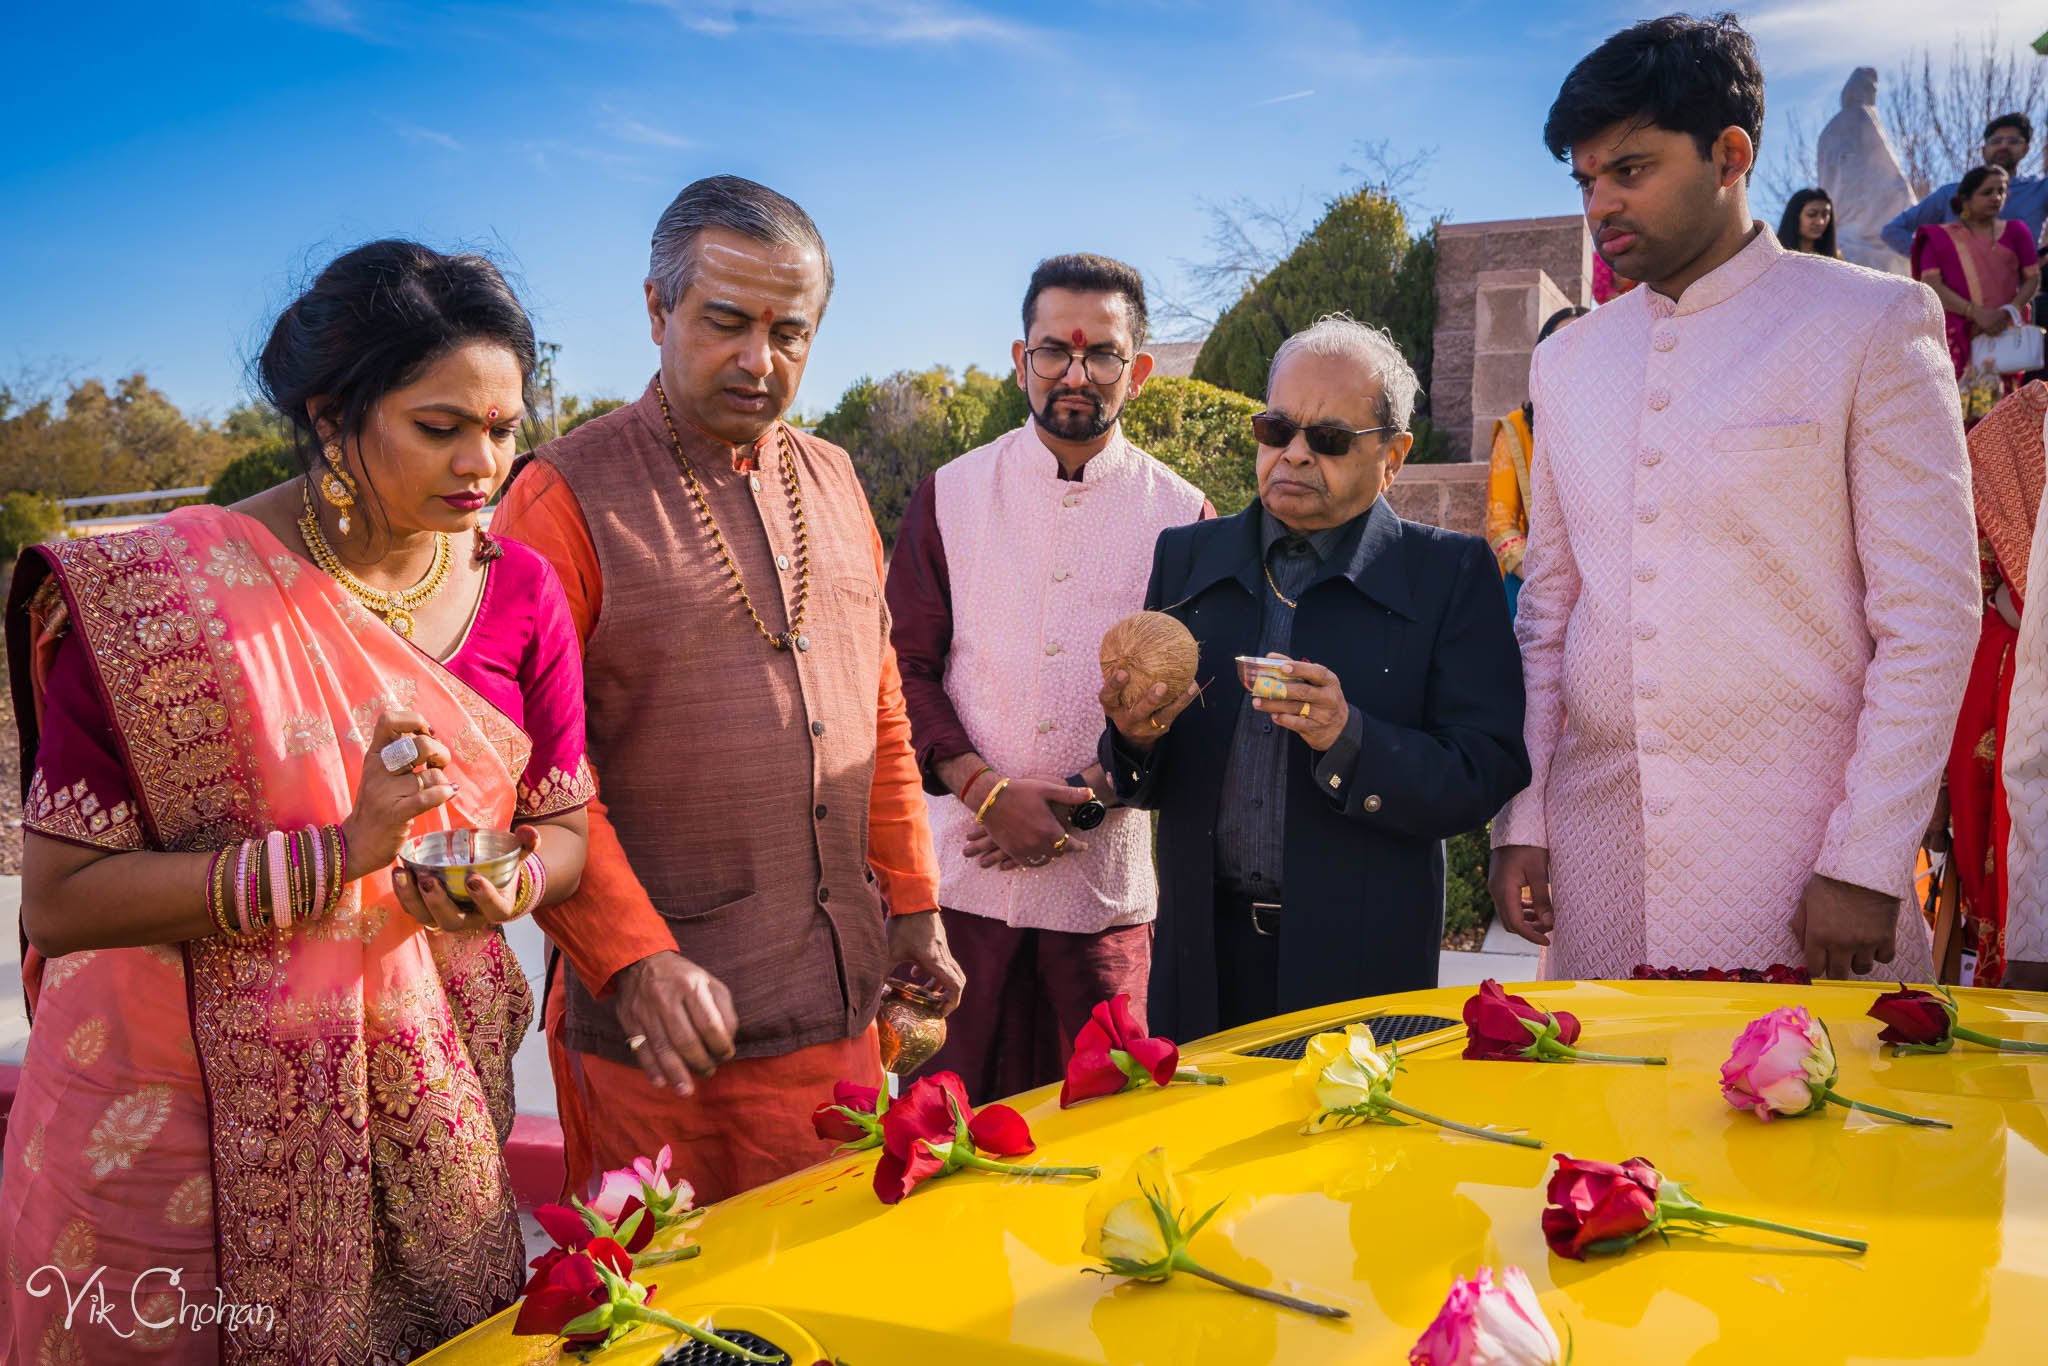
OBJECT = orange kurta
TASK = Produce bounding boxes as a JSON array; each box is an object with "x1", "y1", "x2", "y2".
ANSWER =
[{"x1": 497, "y1": 456, "x2": 937, "y2": 1202}]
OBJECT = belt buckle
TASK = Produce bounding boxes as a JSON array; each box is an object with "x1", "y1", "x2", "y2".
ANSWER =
[{"x1": 1250, "y1": 901, "x2": 1282, "y2": 936}]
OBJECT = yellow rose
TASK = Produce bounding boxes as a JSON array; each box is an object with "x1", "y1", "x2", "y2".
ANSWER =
[
  {"x1": 1082, "y1": 1147, "x2": 1178, "y2": 1275},
  {"x1": 1292, "y1": 1024, "x2": 1391, "y2": 1115}
]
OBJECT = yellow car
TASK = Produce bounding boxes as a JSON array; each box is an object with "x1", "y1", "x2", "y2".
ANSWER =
[{"x1": 423, "y1": 980, "x2": 2048, "y2": 1364}]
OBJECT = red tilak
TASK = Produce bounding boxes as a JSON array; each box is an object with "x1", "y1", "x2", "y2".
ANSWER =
[{"x1": 1069, "y1": 328, "x2": 1086, "y2": 347}]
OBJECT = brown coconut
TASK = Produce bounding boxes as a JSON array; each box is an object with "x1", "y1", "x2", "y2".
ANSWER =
[{"x1": 1099, "y1": 611, "x2": 1200, "y2": 712}]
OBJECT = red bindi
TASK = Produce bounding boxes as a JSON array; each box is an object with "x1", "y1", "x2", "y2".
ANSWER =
[
  {"x1": 1069, "y1": 328, "x2": 1086, "y2": 347},
  {"x1": 762, "y1": 306, "x2": 777, "y2": 325}
]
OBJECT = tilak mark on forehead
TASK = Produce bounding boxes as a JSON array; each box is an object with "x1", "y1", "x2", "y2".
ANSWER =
[{"x1": 1070, "y1": 328, "x2": 1087, "y2": 347}]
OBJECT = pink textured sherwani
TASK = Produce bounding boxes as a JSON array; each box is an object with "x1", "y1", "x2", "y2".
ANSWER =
[
  {"x1": 1494, "y1": 226, "x2": 1980, "y2": 978},
  {"x1": 2001, "y1": 402, "x2": 2048, "y2": 967}
]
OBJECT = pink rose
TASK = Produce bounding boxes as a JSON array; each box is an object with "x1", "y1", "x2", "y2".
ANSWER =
[
  {"x1": 1719, "y1": 1006, "x2": 1833, "y2": 1121},
  {"x1": 1410, "y1": 1266, "x2": 1565, "y2": 1365}
]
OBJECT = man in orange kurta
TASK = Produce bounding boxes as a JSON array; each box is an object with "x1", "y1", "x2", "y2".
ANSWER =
[{"x1": 495, "y1": 176, "x2": 960, "y2": 1205}]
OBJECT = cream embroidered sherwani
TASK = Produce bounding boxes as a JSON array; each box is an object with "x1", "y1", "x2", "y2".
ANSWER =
[
  {"x1": 2001, "y1": 404, "x2": 2048, "y2": 967},
  {"x1": 1494, "y1": 226, "x2": 1980, "y2": 978}
]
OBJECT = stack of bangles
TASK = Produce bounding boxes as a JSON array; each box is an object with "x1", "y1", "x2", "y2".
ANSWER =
[
  {"x1": 512, "y1": 851, "x2": 548, "y2": 918},
  {"x1": 203, "y1": 824, "x2": 348, "y2": 939}
]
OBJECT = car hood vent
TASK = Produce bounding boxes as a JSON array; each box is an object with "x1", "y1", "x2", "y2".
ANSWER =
[
  {"x1": 1236, "y1": 1012, "x2": 1459, "y2": 1061},
  {"x1": 662, "y1": 1330, "x2": 787, "y2": 1364}
]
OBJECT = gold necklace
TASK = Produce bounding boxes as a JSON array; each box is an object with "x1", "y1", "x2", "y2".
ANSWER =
[
  {"x1": 297, "y1": 491, "x2": 453, "y2": 638},
  {"x1": 655, "y1": 379, "x2": 813, "y2": 652},
  {"x1": 1263, "y1": 561, "x2": 1298, "y2": 610}
]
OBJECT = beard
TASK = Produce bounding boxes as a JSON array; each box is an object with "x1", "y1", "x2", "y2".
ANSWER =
[{"x1": 1033, "y1": 386, "x2": 1119, "y2": 442}]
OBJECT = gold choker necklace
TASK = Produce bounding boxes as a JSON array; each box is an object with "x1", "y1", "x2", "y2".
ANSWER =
[{"x1": 298, "y1": 492, "x2": 453, "y2": 638}]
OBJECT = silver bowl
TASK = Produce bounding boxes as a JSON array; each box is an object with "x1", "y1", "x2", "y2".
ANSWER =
[{"x1": 398, "y1": 828, "x2": 522, "y2": 905}]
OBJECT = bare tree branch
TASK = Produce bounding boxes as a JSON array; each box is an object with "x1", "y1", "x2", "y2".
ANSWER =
[{"x1": 1884, "y1": 28, "x2": 2047, "y2": 199}]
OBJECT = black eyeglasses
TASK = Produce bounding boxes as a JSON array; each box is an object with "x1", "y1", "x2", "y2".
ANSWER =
[
  {"x1": 1025, "y1": 346, "x2": 1131, "y2": 385},
  {"x1": 1251, "y1": 411, "x2": 1397, "y2": 457}
]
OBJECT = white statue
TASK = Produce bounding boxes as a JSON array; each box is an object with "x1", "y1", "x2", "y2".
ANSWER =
[{"x1": 1816, "y1": 67, "x2": 1915, "y2": 275}]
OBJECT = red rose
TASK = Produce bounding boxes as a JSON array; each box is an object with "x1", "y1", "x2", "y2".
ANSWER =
[
  {"x1": 1867, "y1": 986, "x2": 1952, "y2": 1047},
  {"x1": 873, "y1": 1071, "x2": 1037, "y2": 1204},
  {"x1": 1540, "y1": 1155, "x2": 1661, "y2": 1261},
  {"x1": 1060, "y1": 994, "x2": 1180, "y2": 1107},
  {"x1": 1461, "y1": 980, "x2": 1582, "y2": 1061},
  {"x1": 812, "y1": 1080, "x2": 882, "y2": 1144},
  {"x1": 513, "y1": 1238, "x2": 634, "y2": 1344}
]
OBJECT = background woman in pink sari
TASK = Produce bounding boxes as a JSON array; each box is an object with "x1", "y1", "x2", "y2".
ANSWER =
[
  {"x1": 0, "y1": 242, "x2": 593, "y2": 1364},
  {"x1": 1912, "y1": 163, "x2": 2042, "y2": 420}
]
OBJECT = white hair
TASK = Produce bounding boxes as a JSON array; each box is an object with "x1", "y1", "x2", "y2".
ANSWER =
[{"x1": 1267, "y1": 313, "x2": 1419, "y2": 431}]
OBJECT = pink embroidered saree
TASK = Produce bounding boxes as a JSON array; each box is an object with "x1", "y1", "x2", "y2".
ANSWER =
[
  {"x1": 1911, "y1": 217, "x2": 2040, "y2": 377},
  {"x1": 0, "y1": 507, "x2": 592, "y2": 1365}
]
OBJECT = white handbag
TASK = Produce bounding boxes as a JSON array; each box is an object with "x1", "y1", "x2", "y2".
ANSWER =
[{"x1": 1970, "y1": 305, "x2": 2045, "y2": 375}]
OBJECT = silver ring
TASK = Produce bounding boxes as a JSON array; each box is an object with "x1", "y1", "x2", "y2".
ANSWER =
[{"x1": 380, "y1": 735, "x2": 422, "y2": 774}]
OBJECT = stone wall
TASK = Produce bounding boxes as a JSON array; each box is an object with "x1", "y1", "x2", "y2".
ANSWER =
[
  {"x1": 1432, "y1": 215, "x2": 1591, "y2": 461},
  {"x1": 1386, "y1": 461, "x2": 1489, "y2": 540}
]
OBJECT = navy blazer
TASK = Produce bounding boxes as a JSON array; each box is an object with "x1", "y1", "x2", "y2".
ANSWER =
[{"x1": 1101, "y1": 497, "x2": 1530, "y2": 1040}]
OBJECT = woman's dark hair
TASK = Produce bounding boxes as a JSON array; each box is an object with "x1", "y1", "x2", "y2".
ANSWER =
[
  {"x1": 1521, "y1": 307, "x2": 1590, "y2": 430},
  {"x1": 1985, "y1": 112, "x2": 2034, "y2": 145},
  {"x1": 1776, "y1": 188, "x2": 1840, "y2": 258},
  {"x1": 1543, "y1": 12, "x2": 1764, "y2": 170},
  {"x1": 256, "y1": 239, "x2": 537, "y2": 540},
  {"x1": 1951, "y1": 164, "x2": 2010, "y2": 217}
]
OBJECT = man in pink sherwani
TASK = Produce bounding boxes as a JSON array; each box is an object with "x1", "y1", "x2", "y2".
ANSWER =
[{"x1": 1489, "y1": 14, "x2": 1980, "y2": 981}]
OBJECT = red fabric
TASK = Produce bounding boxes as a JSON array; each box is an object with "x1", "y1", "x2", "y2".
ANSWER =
[
  {"x1": 544, "y1": 983, "x2": 885, "y2": 1205},
  {"x1": 916, "y1": 909, "x2": 1151, "y2": 1102},
  {"x1": 1947, "y1": 605, "x2": 2019, "y2": 983}
]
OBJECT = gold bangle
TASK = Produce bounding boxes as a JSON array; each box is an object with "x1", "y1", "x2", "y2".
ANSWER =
[{"x1": 973, "y1": 777, "x2": 1011, "y2": 825}]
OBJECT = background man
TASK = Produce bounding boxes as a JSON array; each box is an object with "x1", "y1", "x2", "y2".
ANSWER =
[
  {"x1": 1882, "y1": 113, "x2": 2046, "y2": 256},
  {"x1": 887, "y1": 254, "x2": 1210, "y2": 1099},
  {"x1": 1491, "y1": 15, "x2": 1979, "y2": 980},
  {"x1": 1100, "y1": 315, "x2": 1528, "y2": 1038},
  {"x1": 496, "y1": 175, "x2": 963, "y2": 1202}
]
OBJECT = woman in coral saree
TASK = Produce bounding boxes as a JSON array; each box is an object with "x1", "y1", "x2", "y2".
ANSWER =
[{"x1": 0, "y1": 241, "x2": 592, "y2": 1364}]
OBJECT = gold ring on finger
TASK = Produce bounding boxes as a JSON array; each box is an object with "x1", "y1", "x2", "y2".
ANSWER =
[
  {"x1": 1299, "y1": 700, "x2": 1312, "y2": 718},
  {"x1": 626, "y1": 1033, "x2": 649, "y2": 1052},
  {"x1": 1147, "y1": 716, "x2": 1166, "y2": 732},
  {"x1": 1052, "y1": 836, "x2": 1069, "y2": 853}
]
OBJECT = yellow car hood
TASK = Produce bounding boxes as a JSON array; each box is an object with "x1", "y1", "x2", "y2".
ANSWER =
[{"x1": 424, "y1": 980, "x2": 2048, "y2": 1364}]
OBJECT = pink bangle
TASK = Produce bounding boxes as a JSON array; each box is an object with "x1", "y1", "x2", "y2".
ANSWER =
[
  {"x1": 266, "y1": 830, "x2": 291, "y2": 930},
  {"x1": 233, "y1": 840, "x2": 252, "y2": 935}
]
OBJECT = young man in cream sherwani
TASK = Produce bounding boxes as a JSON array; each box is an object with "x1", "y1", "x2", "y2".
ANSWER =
[{"x1": 1489, "y1": 14, "x2": 1980, "y2": 981}]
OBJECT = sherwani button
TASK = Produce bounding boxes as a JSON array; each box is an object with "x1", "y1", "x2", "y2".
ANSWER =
[
  {"x1": 750, "y1": 475, "x2": 763, "y2": 492},
  {"x1": 1636, "y1": 504, "x2": 1659, "y2": 524},
  {"x1": 1363, "y1": 795, "x2": 1383, "y2": 812},
  {"x1": 811, "y1": 721, "x2": 826, "y2": 736},
  {"x1": 1045, "y1": 642, "x2": 1061, "y2": 655},
  {"x1": 1037, "y1": 720, "x2": 1055, "y2": 734},
  {"x1": 1640, "y1": 449, "x2": 1663, "y2": 467},
  {"x1": 795, "y1": 635, "x2": 811, "y2": 652},
  {"x1": 777, "y1": 555, "x2": 790, "y2": 570},
  {"x1": 1654, "y1": 332, "x2": 1677, "y2": 352},
  {"x1": 817, "y1": 887, "x2": 830, "y2": 904},
  {"x1": 1634, "y1": 622, "x2": 1657, "y2": 641}
]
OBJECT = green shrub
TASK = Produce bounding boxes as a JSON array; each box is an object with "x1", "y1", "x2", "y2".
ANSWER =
[
  {"x1": 1192, "y1": 189, "x2": 1441, "y2": 447},
  {"x1": 208, "y1": 442, "x2": 298, "y2": 506},
  {"x1": 818, "y1": 366, "x2": 1009, "y2": 545},
  {"x1": 1122, "y1": 376, "x2": 1261, "y2": 516},
  {"x1": 1443, "y1": 825, "x2": 1494, "y2": 942},
  {"x1": 0, "y1": 491, "x2": 64, "y2": 560}
]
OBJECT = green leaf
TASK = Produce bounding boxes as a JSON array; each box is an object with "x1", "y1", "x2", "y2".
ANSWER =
[{"x1": 558, "y1": 1305, "x2": 614, "y2": 1336}]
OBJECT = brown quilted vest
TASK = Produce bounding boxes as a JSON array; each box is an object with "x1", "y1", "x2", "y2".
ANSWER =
[{"x1": 534, "y1": 379, "x2": 891, "y2": 1063}]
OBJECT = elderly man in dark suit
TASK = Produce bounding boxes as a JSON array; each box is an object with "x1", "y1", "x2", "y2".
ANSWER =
[{"x1": 1099, "y1": 314, "x2": 1530, "y2": 1038}]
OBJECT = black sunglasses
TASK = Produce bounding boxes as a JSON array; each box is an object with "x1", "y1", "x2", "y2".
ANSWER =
[{"x1": 1250, "y1": 411, "x2": 1397, "y2": 457}]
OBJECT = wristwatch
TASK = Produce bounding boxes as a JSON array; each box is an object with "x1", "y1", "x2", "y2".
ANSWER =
[{"x1": 1065, "y1": 773, "x2": 1108, "y2": 831}]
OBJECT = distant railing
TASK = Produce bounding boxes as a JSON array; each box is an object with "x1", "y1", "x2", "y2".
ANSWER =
[{"x1": 56, "y1": 486, "x2": 212, "y2": 531}]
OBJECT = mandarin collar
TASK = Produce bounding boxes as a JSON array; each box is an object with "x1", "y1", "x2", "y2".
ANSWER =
[
  {"x1": 1020, "y1": 420, "x2": 1132, "y2": 483},
  {"x1": 1647, "y1": 222, "x2": 1781, "y2": 319},
  {"x1": 631, "y1": 374, "x2": 780, "y2": 471}
]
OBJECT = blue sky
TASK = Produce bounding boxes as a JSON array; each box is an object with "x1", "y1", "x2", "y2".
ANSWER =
[{"x1": 3, "y1": 1, "x2": 2040, "y2": 423}]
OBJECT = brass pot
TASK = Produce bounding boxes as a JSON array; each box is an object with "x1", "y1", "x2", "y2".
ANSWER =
[{"x1": 876, "y1": 979, "x2": 948, "y2": 1076}]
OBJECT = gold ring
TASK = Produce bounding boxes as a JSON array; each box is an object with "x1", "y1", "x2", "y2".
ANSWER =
[
  {"x1": 626, "y1": 1034, "x2": 649, "y2": 1052},
  {"x1": 1299, "y1": 701, "x2": 1312, "y2": 718},
  {"x1": 1147, "y1": 716, "x2": 1166, "y2": 731},
  {"x1": 1053, "y1": 836, "x2": 1069, "y2": 853}
]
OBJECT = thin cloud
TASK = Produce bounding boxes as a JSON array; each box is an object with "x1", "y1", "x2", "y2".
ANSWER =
[
  {"x1": 604, "y1": 110, "x2": 694, "y2": 150},
  {"x1": 637, "y1": 0, "x2": 1035, "y2": 46},
  {"x1": 1250, "y1": 89, "x2": 1315, "y2": 108},
  {"x1": 1743, "y1": 0, "x2": 2042, "y2": 73},
  {"x1": 391, "y1": 121, "x2": 462, "y2": 151},
  {"x1": 289, "y1": 0, "x2": 387, "y2": 42}
]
